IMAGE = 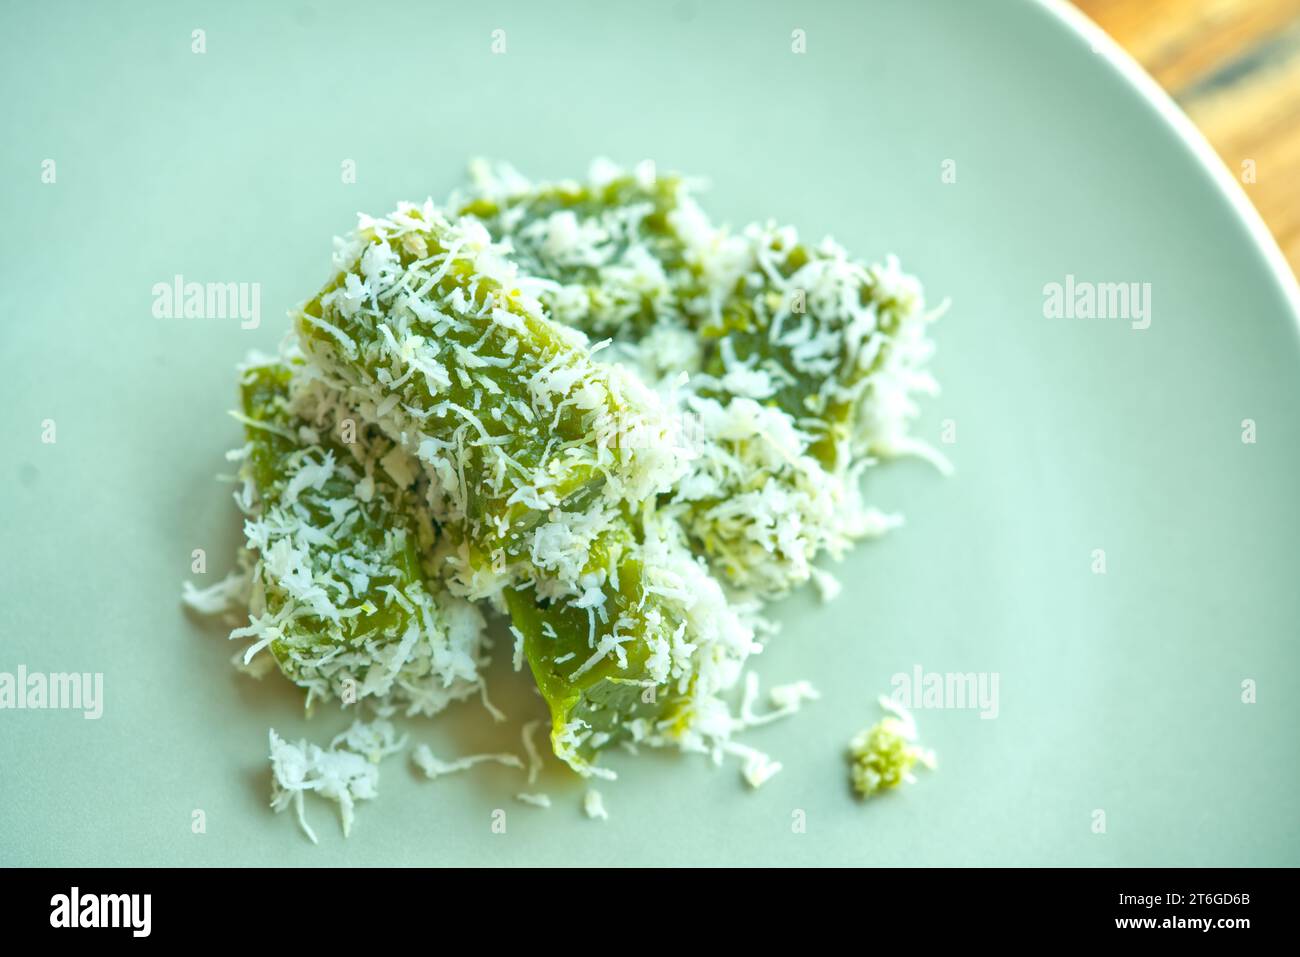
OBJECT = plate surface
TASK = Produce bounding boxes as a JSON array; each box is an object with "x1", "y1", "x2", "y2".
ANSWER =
[{"x1": 2, "y1": 0, "x2": 1297, "y2": 866}]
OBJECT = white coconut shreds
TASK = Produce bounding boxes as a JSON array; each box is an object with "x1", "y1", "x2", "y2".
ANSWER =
[
  {"x1": 181, "y1": 569, "x2": 249, "y2": 619},
  {"x1": 188, "y1": 157, "x2": 943, "y2": 824},
  {"x1": 521, "y1": 718, "x2": 546, "y2": 785},
  {"x1": 583, "y1": 788, "x2": 609, "y2": 820},
  {"x1": 515, "y1": 792, "x2": 552, "y2": 808},
  {"x1": 268, "y1": 719, "x2": 407, "y2": 843},
  {"x1": 410, "y1": 744, "x2": 523, "y2": 780}
]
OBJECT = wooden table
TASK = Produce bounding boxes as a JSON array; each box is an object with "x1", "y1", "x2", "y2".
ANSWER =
[{"x1": 1076, "y1": 0, "x2": 1300, "y2": 277}]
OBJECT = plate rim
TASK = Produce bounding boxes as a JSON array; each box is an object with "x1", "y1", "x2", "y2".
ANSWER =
[{"x1": 1039, "y1": 0, "x2": 1300, "y2": 327}]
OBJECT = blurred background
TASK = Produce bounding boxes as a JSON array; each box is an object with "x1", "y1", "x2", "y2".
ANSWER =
[{"x1": 1077, "y1": 0, "x2": 1300, "y2": 275}]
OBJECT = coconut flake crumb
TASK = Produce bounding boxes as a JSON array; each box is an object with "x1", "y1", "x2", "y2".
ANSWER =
[
  {"x1": 411, "y1": 744, "x2": 523, "y2": 781},
  {"x1": 737, "y1": 672, "x2": 820, "y2": 728},
  {"x1": 847, "y1": 696, "x2": 937, "y2": 799},
  {"x1": 582, "y1": 788, "x2": 609, "y2": 820},
  {"x1": 809, "y1": 567, "x2": 842, "y2": 603},
  {"x1": 268, "y1": 719, "x2": 406, "y2": 843},
  {"x1": 181, "y1": 569, "x2": 248, "y2": 616},
  {"x1": 521, "y1": 719, "x2": 545, "y2": 785},
  {"x1": 724, "y1": 741, "x2": 784, "y2": 789}
]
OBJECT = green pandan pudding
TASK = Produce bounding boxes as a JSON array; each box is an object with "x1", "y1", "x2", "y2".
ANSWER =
[
  {"x1": 289, "y1": 201, "x2": 759, "y2": 776},
  {"x1": 191, "y1": 159, "x2": 940, "y2": 795},
  {"x1": 231, "y1": 359, "x2": 487, "y2": 716},
  {"x1": 459, "y1": 161, "x2": 944, "y2": 597},
  {"x1": 293, "y1": 200, "x2": 686, "y2": 601}
]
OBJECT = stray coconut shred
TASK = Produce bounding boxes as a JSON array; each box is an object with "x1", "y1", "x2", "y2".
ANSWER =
[{"x1": 186, "y1": 159, "x2": 944, "y2": 839}]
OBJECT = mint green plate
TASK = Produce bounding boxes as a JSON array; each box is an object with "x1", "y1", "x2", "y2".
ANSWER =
[{"x1": 3, "y1": 0, "x2": 1297, "y2": 866}]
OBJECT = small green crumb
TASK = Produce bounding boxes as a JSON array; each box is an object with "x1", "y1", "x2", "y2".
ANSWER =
[{"x1": 848, "y1": 696, "x2": 936, "y2": 798}]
